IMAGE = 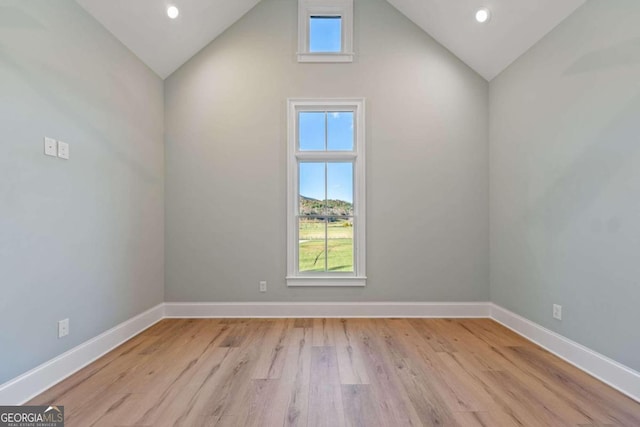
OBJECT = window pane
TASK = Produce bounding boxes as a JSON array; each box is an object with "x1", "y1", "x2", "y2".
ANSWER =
[
  {"x1": 327, "y1": 112, "x2": 354, "y2": 151},
  {"x1": 299, "y1": 162, "x2": 325, "y2": 215},
  {"x1": 327, "y1": 217, "x2": 354, "y2": 272},
  {"x1": 327, "y1": 162, "x2": 353, "y2": 216},
  {"x1": 299, "y1": 218, "x2": 327, "y2": 272},
  {"x1": 309, "y1": 16, "x2": 342, "y2": 53},
  {"x1": 299, "y1": 112, "x2": 325, "y2": 151}
]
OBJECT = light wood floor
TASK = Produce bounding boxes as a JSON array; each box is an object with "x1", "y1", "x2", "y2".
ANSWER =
[{"x1": 30, "y1": 318, "x2": 640, "y2": 426}]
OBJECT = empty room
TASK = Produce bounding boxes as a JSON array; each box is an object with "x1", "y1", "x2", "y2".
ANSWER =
[{"x1": 1, "y1": 0, "x2": 640, "y2": 425}]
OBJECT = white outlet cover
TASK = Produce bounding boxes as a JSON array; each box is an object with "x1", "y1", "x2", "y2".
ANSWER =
[
  {"x1": 57, "y1": 141, "x2": 69, "y2": 160},
  {"x1": 553, "y1": 304, "x2": 562, "y2": 320},
  {"x1": 44, "y1": 137, "x2": 57, "y2": 157},
  {"x1": 58, "y1": 318, "x2": 69, "y2": 338}
]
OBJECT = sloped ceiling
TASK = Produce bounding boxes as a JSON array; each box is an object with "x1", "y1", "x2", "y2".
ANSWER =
[
  {"x1": 75, "y1": 0, "x2": 261, "y2": 79},
  {"x1": 387, "y1": 0, "x2": 586, "y2": 80},
  {"x1": 76, "y1": 0, "x2": 586, "y2": 80}
]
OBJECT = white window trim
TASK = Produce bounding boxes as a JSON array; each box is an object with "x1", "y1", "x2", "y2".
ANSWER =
[
  {"x1": 297, "y1": 0, "x2": 354, "y2": 63},
  {"x1": 287, "y1": 98, "x2": 366, "y2": 287}
]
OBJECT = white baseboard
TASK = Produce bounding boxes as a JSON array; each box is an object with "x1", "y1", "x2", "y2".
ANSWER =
[
  {"x1": 491, "y1": 303, "x2": 640, "y2": 403},
  {"x1": 163, "y1": 301, "x2": 491, "y2": 318},
  {"x1": 2, "y1": 301, "x2": 638, "y2": 407},
  {"x1": 0, "y1": 303, "x2": 165, "y2": 406}
]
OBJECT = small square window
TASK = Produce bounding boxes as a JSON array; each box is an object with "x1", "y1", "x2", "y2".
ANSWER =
[
  {"x1": 298, "y1": 0, "x2": 353, "y2": 63},
  {"x1": 309, "y1": 16, "x2": 342, "y2": 53}
]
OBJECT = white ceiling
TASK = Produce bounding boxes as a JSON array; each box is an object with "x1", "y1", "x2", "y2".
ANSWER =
[
  {"x1": 76, "y1": 0, "x2": 586, "y2": 81},
  {"x1": 387, "y1": 0, "x2": 586, "y2": 80},
  {"x1": 75, "y1": 0, "x2": 261, "y2": 79}
]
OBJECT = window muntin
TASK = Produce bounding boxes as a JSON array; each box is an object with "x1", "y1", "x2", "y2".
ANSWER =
[
  {"x1": 299, "y1": 111, "x2": 354, "y2": 151},
  {"x1": 287, "y1": 99, "x2": 365, "y2": 286},
  {"x1": 298, "y1": 161, "x2": 354, "y2": 273}
]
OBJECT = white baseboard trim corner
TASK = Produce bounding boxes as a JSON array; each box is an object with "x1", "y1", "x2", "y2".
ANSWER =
[
  {"x1": 163, "y1": 301, "x2": 491, "y2": 318},
  {"x1": 490, "y1": 303, "x2": 640, "y2": 404},
  {"x1": 0, "y1": 303, "x2": 165, "y2": 406}
]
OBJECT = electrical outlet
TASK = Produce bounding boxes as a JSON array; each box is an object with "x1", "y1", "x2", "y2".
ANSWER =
[
  {"x1": 259, "y1": 281, "x2": 267, "y2": 293},
  {"x1": 44, "y1": 137, "x2": 57, "y2": 157},
  {"x1": 57, "y1": 141, "x2": 69, "y2": 160},
  {"x1": 553, "y1": 304, "x2": 562, "y2": 320},
  {"x1": 58, "y1": 318, "x2": 69, "y2": 338}
]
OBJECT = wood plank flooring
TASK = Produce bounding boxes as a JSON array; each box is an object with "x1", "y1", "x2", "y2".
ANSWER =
[{"x1": 29, "y1": 318, "x2": 640, "y2": 426}]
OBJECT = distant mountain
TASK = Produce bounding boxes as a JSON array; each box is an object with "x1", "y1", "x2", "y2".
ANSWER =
[{"x1": 300, "y1": 196, "x2": 353, "y2": 216}]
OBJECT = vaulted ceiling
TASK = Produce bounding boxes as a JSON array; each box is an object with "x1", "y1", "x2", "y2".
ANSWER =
[
  {"x1": 76, "y1": 0, "x2": 586, "y2": 80},
  {"x1": 388, "y1": 0, "x2": 585, "y2": 80},
  {"x1": 75, "y1": 0, "x2": 261, "y2": 79}
]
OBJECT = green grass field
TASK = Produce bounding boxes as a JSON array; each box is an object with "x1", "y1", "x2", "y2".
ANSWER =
[{"x1": 299, "y1": 219, "x2": 353, "y2": 272}]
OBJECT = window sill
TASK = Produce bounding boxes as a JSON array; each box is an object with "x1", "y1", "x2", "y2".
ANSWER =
[
  {"x1": 297, "y1": 52, "x2": 354, "y2": 63},
  {"x1": 286, "y1": 276, "x2": 366, "y2": 287}
]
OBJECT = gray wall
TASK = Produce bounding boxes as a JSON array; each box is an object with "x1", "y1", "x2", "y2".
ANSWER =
[
  {"x1": 165, "y1": 0, "x2": 489, "y2": 302},
  {"x1": 490, "y1": 0, "x2": 640, "y2": 371},
  {"x1": 0, "y1": 1, "x2": 164, "y2": 383}
]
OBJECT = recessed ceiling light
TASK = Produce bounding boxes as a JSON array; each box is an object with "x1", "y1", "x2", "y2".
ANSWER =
[
  {"x1": 167, "y1": 5, "x2": 179, "y2": 19},
  {"x1": 475, "y1": 8, "x2": 490, "y2": 23}
]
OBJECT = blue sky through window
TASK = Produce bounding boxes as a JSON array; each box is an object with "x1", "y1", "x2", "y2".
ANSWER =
[
  {"x1": 309, "y1": 16, "x2": 342, "y2": 53},
  {"x1": 328, "y1": 163, "x2": 353, "y2": 203},
  {"x1": 299, "y1": 111, "x2": 354, "y2": 204},
  {"x1": 299, "y1": 112, "x2": 353, "y2": 151},
  {"x1": 299, "y1": 163, "x2": 324, "y2": 202},
  {"x1": 300, "y1": 162, "x2": 353, "y2": 204},
  {"x1": 328, "y1": 112, "x2": 353, "y2": 151},
  {"x1": 299, "y1": 112, "x2": 325, "y2": 150}
]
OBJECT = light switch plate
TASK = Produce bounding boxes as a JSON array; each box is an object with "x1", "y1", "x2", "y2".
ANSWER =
[
  {"x1": 57, "y1": 141, "x2": 69, "y2": 159},
  {"x1": 44, "y1": 137, "x2": 57, "y2": 157}
]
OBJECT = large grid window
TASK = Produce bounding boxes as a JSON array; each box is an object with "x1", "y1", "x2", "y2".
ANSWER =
[{"x1": 287, "y1": 99, "x2": 366, "y2": 287}]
